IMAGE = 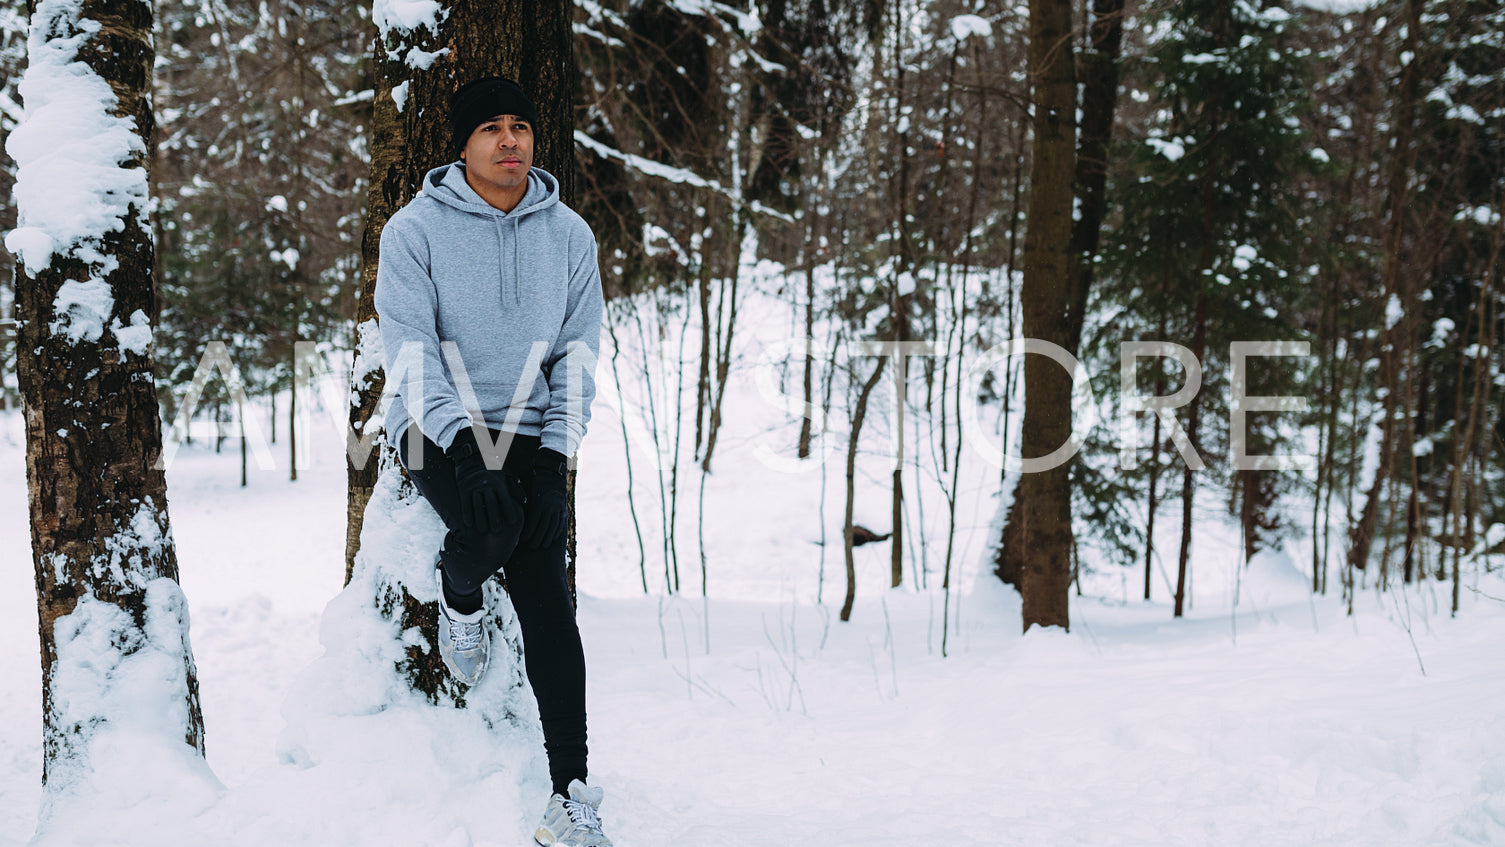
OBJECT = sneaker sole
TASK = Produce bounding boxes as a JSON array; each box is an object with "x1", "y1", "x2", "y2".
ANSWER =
[{"x1": 533, "y1": 827, "x2": 555, "y2": 845}]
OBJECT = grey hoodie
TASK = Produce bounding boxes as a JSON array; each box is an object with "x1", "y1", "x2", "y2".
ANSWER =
[{"x1": 375, "y1": 163, "x2": 603, "y2": 457}]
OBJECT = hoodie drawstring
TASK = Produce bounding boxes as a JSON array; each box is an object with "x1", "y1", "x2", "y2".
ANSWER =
[
  {"x1": 493, "y1": 216, "x2": 506, "y2": 308},
  {"x1": 492, "y1": 215, "x2": 522, "y2": 308}
]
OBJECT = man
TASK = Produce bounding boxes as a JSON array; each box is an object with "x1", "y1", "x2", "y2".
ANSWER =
[{"x1": 374, "y1": 76, "x2": 611, "y2": 847}]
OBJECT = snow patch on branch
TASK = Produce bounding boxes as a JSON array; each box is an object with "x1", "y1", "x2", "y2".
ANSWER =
[
  {"x1": 950, "y1": 14, "x2": 992, "y2": 40},
  {"x1": 1146, "y1": 136, "x2": 1188, "y2": 161},
  {"x1": 1290, "y1": 0, "x2": 1380, "y2": 12},
  {"x1": 575, "y1": 131, "x2": 795, "y2": 224}
]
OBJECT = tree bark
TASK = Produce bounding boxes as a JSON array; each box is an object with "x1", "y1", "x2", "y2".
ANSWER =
[
  {"x1": 1017, "y1": 0, "x2": 1077, "y2": 631},
  {"x1": 1063, "y1": 0, "x2": 1124, "y2": 357},
  {"x1": 842, "y1": 357, "x2": 887, "y2": 622},
  {"x1": 348, "y1": 0, "x2": 576, "y2": 699},
  {"x1": 1348, "y1": 0, "x2": 1424, "y2": 578},
  {"x1": 15, "y1": 0, "x2": 205, "y2": 792}
]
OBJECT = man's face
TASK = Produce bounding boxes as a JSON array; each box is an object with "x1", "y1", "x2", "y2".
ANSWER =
[{"x1": 460, "y1": 113, "x2": 534, "y2": 199}]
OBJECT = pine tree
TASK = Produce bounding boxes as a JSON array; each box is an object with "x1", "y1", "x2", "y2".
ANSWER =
[{"x1": 1103, "y1": 0, "x2": 1314, "y2": 613}]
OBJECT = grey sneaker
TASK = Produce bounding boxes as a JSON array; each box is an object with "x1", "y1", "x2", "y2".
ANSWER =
[
  {"x1": 534, "y1": 779, "x2": 613, "y2": 846},
  {"x1": 436, "y1": 566, "x2": 488, "y2": 685}
]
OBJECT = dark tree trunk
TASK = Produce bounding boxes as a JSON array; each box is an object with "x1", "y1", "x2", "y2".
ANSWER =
[
  {"x1": 1349, "y1": 0, "x2": 1424, "y2": 579},
  {"x1": 696, "y1": 263, "x2": 711, "y2": 459},
  {"x1": 1063, "y1": 0, "x2": 1124, "y2": 357},
  {"x1": 348, "y1": 0, "x2": 576, "y2": 700},
  {"x1": 798, "y1": 257, "x2": 815, "y2": 459},
  {"x1": 289, "y1": 368, "x2": 298, "y2": 482},
  {"x1": 1017, "y1": 0, "x2": 1077, "y2": 632},
  {"x1": 1144, "y1": 329, "x2": 1165, "y2": 601},
  {"x1": 994, "y1": 492, "x2": 1024, "y2": 587},
  {"x1": 16, "y1": 0, "x2": 205, "y2": 791},
  {"x1": 842, "y1": 357, "x2": 887, "y2": 622}
]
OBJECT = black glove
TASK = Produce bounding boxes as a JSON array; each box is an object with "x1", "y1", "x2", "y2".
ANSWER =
[
  {"x1": 521, "y1": 447, "x2": 569, "y2": 549},
  {"x1": 446, "y1": 427, "x2": 520, "y2": 535}
]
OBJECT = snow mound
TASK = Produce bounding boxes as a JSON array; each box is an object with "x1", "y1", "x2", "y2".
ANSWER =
[
  {"x1": 33, "y1": 581, "x2": 222, "y2": 846},
  {"x1": 1236, "y1": 546, "x2": 1315, "y2": 610},
  {"x1": 262, "y1": 461, "x2": 548, "y2": 844}
]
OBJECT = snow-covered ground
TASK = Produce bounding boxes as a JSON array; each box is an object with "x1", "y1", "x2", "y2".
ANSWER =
[{"x1": 2, "y1": 289, "x2": 1504, "y2": 846}]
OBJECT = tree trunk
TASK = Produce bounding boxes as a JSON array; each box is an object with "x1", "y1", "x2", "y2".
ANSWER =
[
  {"x1": 289, "y1": 366, "x2": 297, "y2": 482},
  {"x1": 1017, "y1": 0, "x2": 1077, "y2": 632},
  {"x1": 1349, "y1": 0, "x2": 1424, "y2": 577},
  {"x1": 842, "y1": 357, "x2": 887, "y2": 622},
  {"x1": 695, "y1": 261, "x2": 711, "y2": 459},
  {"x1": 1063, "y1": 0, "x2": 1125, "y2": 357},
  {"x1": 798, "y1": 253, "x2": 816, "y2": 459},
  {"x1": 891, "y1": 354, "x2": 904, "y2": 589},
  {"x1": 1144, "y1": 329, "x2": 1165, "y2": 600},
  {"x1": 240, "y1": 394, "x2": 248, "y2": 487},
  {"x1": 349, "y1": 0, "x2": 576, "y2": 699},
  {"x1": 13, "y1": 0, "x2": 205, "y2": 798}
]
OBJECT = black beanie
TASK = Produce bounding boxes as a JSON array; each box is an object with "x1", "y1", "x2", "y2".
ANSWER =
[{"x1": 450, "y1": 77, "x2": 540, "y2": 157}]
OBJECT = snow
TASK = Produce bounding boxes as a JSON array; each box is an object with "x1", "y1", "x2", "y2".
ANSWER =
[
  {"x1": 48, "y1": 278, "x2": 114, "y2": 344},
  {"x1": 1232, "y1": 243, "x2": 1258, "y2": 272},
  {"x1": 1146, "y1": 136, "x2": 1187, "y2": 162},
  {"x1": 404, "y1": 46, "x2": 450, "y2": 70},
  {"x1": 1386, "y1": 293, "x2": 1405, "y2": 329},
  {"x1": 2, "y1": 286, "x2": 1505, "y2": 845},
  {"x1": 391, "y1": 80, "x2": 409, "y2": 113},
  {"x1": 1291, "y1": 0, "x2": 1382, "y2": 12},
  {"x1": 4, "y1": 0, "x2": 148, "y2": 278},
  {"x1": 371, "y1": 0, "x2": 442, "y2": 36},
  {"x1": 38, "y1": 580, "x2": 222, "y2": 842},
  {"x1": 270, "y1": 247, "x2": 300, "y2": 270},
  {"x1": 575, "y1": 131, "x2": 796, "y2": 224},
  {"x1": 1457, "y1": 205, "x2": 1501, "y2": 227},
  {"x1": 950, "y1": 14, "x2": 992, "y2": 41},
  {"x1": 348, "y1": 318, "x2": 384, "y2": 408},
  {"x1": 93, "y1": 499, "x2": 168, "y2": 588}
]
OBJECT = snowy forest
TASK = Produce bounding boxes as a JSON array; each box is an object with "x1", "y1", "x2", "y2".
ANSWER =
[{"x1": 1, "y1": 0, "x2": 1503, "y2": 845}]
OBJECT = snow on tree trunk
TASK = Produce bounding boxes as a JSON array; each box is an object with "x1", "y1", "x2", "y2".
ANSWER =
[
  {"x1": 4, "y1": 0, "x2": 213, "y2": 831},
  {"x1": 348, "y1": 0, "x2": 575, "y2": 701},
  {"x1": 272, "y1": 468, "x2": 542, "y2": 835},
  {"x1": 285, "y1": 463, "x2": 535, "y2": 723}
]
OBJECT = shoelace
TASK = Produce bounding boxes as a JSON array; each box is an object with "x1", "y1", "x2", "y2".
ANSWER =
[
  {"x1": 449, "y1": 617, "x2": 484, "y2": 651},
  {"x1": 562, "y1": 798, "x2": 604, "y2": 834}
]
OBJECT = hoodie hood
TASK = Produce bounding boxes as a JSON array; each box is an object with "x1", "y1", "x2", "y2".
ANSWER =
[
  {"x1": 422, "y1": 161, "x2": 559, "y2": 217},
  {"x1": 421, "y1": 163, "x2": 560, "y2": 307}
]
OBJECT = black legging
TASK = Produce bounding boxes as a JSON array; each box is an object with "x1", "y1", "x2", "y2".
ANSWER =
[{"x1": 399, "y1": 424, "x2": 587, "y2": 796}]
